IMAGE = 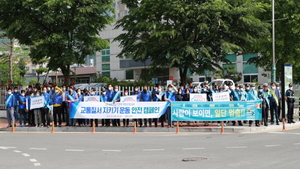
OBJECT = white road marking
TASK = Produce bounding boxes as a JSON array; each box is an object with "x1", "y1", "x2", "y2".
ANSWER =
[
  {"x1": 226, "y1": 146, "x2": 247, "y2": 149},
  {"x1": 182, "y1": 148, "x2": 205, "y2": 150},
  {"x1": 143, "y1": 149, "x2": 165, "y2": 151},
  {"x1": 30, "y1": 159, "x2": 37, "y2": 162},
  {"x1": 293, "y1": 143, "x2": 300, "y2": 145},
  {"x1": 65, "y1": 149, "x2": 84, "y2": 152},
  {"x1": 22, "y1": 153, "x2": 30, "y2": 157},
  {"x1": 34, "y1": 163, "x2": 41, "y2": 166},
  {"x1": 102, "y1": 150, "x2": 122, "y2": 152},
  {"x1": 29, "y1": 148, "x2": 47, "y2": 150},
  {"x1": 269, "y1": 132, "x2": 286, "y2": 134},
  {"x1": 0, "y1": 146, "x2": 16, "y2": 150},
  {"x1": 14, "y1": 150, "x2": 21, "y2": 153},
  {"x1": 265, "y1": 145, "x2": 281, "y2": 147}
]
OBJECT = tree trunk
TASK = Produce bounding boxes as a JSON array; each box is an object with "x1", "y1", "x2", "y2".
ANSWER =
[
  {"x1": 43, "y1": 70, "x2": 50, "y2": 84},
  {"x1": 61, "y1": 64, "x2": 71, "y2": 86},
  {"x1": 9, "y1": 38, "x2": 13, "y2": 84},
  {"x1": 179, "y1": 67, "x2": 188, "y2": 86},
  {"x1": 37, "y1": 73, "x2": 40, "y2": 83}
]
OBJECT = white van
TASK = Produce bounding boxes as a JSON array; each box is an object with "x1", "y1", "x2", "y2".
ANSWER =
[{"x1": 208, "y1": 79, "x2": 235, "y2": 87}]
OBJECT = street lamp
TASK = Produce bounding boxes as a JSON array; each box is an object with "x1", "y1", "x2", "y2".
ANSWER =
[{"x1": 271, "y1": 0, "x2": 276, "y2": 83}]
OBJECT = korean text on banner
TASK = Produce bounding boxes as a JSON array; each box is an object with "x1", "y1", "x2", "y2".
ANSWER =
[
  {"x1": 212, "y1": 92, "x2": 230, "y2": 101},
  {"x1": 171, "y1": 101, "x2": 262, "y2": 121},
  {"x1": 29, "y1": 96, "x2": 45, "y2": 109},
  {"x1": 120, "y1": 95, "x2": 138, "y2": 102},
  {"x1": 70, "y1": 102, "x2": 168, "y2": 119},
  {"x1": 190, "y1": 94, "x2": 207, "y2": 102},
  {"x1": 84, "y1": 96, "x2": 100, "y2": 102}
]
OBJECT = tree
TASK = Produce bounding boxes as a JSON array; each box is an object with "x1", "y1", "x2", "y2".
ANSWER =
[
  {"x1": 248, "y1": 0, "x2": 300, "y2": 82},
  {"x1": 114, "y1": 0, "x2": 269, "y2": 85},
  {"x1": 214, "y1": 65, "x2": 242, "y2": 82},
  {"x1": 0, "y1": 0, "x2": 114, "y2": 85}
]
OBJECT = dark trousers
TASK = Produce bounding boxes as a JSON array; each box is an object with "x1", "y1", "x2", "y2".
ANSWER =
[
  {"x1": 287, "y1": 102, "x2": 294, "y2": 122},
  {"x1": 62, "y1": 102, "x2": 68, "y2": 124},
  {"x1": 144, "y1": 119, "x2": 152, "y2": 127},
  {"x1": 249, "y1": 120, "x2": 260, "y2": 125},
  {"x1": 53, "y1": 106, "x2": 62, "y2": 126},
  {"x1": 28, "y1": 110, "x2": 35, "y2": 126},
  {"x1": 270, "y1": 101, "x2": 279, "y2": 122},
  {"x1": 159, "y1": 114, "x2": 166, "y2": 127},
  {"x1": 90, "y1": 119, "x2": 98, "y2": 127},
  {"x1": 123, "y1": 119, "x2": 129, "y2": 126},
  {"x1": 112, "y1": 119, "x2": 120, "y2": 126},
  {"x1": 153, "y1": 118, "x2": 158, "y2": 127},
  {"x1": 262, "y1": 103, "x2": 269, "y2": 126},
  {"x1": 41, "y1": 108, "x2": 50, "y2": 126}
]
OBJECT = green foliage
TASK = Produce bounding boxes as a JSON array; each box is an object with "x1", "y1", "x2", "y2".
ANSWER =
[
  {"x1": 28, "y1": 78, "x2": 38, "y2": 86},
  {"x1": 115, "y1": 0, "x2": 269, "y2": 85},
  {"x1": 0, "y1": 0, "x2": 115, "y2": 85},
  {"x1": 248, "y1": 0, "x2": 300, "y2": 82},
  {"x1": 214, "y1": 65, "x2": 242, "y2": 82}
]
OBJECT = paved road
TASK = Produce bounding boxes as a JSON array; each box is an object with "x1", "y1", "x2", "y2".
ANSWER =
[{"x1": 1, "y1": 129, "x2": 300, "y2": 169}]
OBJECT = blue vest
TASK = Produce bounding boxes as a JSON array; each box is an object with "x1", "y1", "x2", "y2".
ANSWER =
[
  {"x1": 106, "y1": 90, "x2": 114, "y2": 102},
  {"x1": 12, "y1": 92, "x2": 20, "y2": 106},
  {"x1": 6, "y1": 94, "x2": 15, "y2": 107},
  {"x1": 43, "y1": 92, "x2": 51, "y2": 108},
  {"x1": 100, "y1": 94, "x2": 109, "y2": 102},
  {"x1": 166, "y1": 91, "x2": 176, "y2": 101},
  {"x1": 18, "y1": 95, "x2": 26, "y2": 109},
  {"x1": 141, "y1": 90, "x2": 151, "y2": 101},
  {"x1": 53, "y1": 93, "x2": 62, "y2": 105}
]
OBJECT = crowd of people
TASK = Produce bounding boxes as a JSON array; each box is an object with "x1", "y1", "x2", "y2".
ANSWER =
[{"x1": 4, "y1": 81, "x2": 296, "y2": 128}]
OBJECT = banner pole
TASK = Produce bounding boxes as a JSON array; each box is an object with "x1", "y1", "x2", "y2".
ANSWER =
[
  {"x1": 92, "y1": 121, "x2": 95, "y2": 133},
  {"x1": 220, "y1": 121, "x2": 224, "y2": 134},
  {"x1": 11, "y1": 120, "x2": 15, "y2": 133},
  {"x1": 176, "y1": 121, "x2": 179, "y2": 134},
  {"x1": 133, "y1": 121, "x2": 137, "y2": 133}
]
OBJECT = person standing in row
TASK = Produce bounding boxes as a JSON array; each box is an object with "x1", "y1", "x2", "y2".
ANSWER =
[
  {"x1": 41, "y1": 87, "x2": 51, "y2": 127},
  {"x1": 122, "y1": 89, "x2": 130, "y2": 127},
  {"x1": 89, "y1": 88, "x2": 99, "y2": 127},
  {"x1": 100, "y1": 88, "x2": 110, "y2": 127},
  {"x1": 53, "y1": 86, "x2": 63, "y2": 127},
  {"x1": 285, "y1": 83, "x2": 295, "y2": 124},
  {"x1": 270, "y1": 82, "x2": 280, "y2": 125},
  {"x1": 67, "y1": 86, "x2": 78, "y2": 127},
  {"x1": 76, "y1": 88, "x2": 84, "y2": 127},
  {"x1": 12, "y1": 87, "x2": 20, "y2": 123},
  {"x1": 33, "y1": 90, "x2": 42, "y2": 127},
  {"x1": 262, "y1": 83, "x2": 271, "y2": 126},
  {"x1": 61, "y1": 85, "x2": 69, "y2": 126},
  {"x1": 165, "y1": 84, "x2": 177, "y2": 128},
  {"x1": 140, "y1": 85, "x2": 151, "y2": 127},
  {"x1": 112, "y1": 86, "x2": 121, "y2": 127},
  {"x1": 18, "y1": 90, "x2": 27, "y2": 127}
]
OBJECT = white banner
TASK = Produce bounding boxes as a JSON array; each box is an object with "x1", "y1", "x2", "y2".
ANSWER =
[
  {"x1": 189, "y1": 94, "x2": 207, "y2": 102},
  {"x1": 29, "y1": 96, "x2": 45, "y2": 109},
  {"x1": 84, "y1": 96, "x2": 100, "y2": 102},
  {"x1": 120, "y1": 95, "x2": 137, "y2": 102},
  {"x1": 212, "y1": 92, "x2": 230, "y2": 101},
  {"x1": 70, "y1": 102, "x2": 168, "y2": 119}
]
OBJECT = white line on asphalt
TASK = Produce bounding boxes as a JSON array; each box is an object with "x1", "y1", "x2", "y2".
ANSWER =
[
  {"x1": 143, "y1": 149, "x2": 165, "y2": 151},
  {"x1": 29, "y1": 148, "x2": 47, "y2": 150},
  {"x1": 65, "y1": 149, "x2": 84, "y2": 152},
  {"x1": 269, "y1": 132, "x2": 286, "y2": 134},
  {"x1": 102, "y1": 150, "x2": 122, "y2": 152},
  {"x1": 226, "y1": 146, "x2": 247, "y2": 149},
  {"x1": 265, "y1": 145, "x2": 281, "y2": 147},
  {"x1": 22, "y1": 153, "x2": 30, "y2": 157},
  {"x1": 29, "y1": 159, "x2": 37, "y2": 162},
  {"x1": 0, "y1": 147, "x2": 8, "y2": 150},
  {"x1": 34, "y1": 163, "x2": 41, "y2": 166},
  {"x1": 13, "y1": 150, "x2": 21, "y2": 153},
  {"x1": 0, "y1": 146, "x2": 16, "y2": 150},
  {"x1": 293, "y1": 143, "x2": 300, "y2": 145},
  {"x1": 182, "y1": 148, "x2": 205, "y2": 150}
]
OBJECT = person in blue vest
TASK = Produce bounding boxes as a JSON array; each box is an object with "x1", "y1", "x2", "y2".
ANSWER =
[
  {"x1": 188, "y1": 82, "x2": 194, "y2": 93},
  {"x1": 179, "y1": 84, "x2": 186, "y2": 95},
  {"x1": 122, "y1": 89, "x2": 130, "y2": 127},
  {"x1": 6, "y1": 88, "x2": 16, "y2": 127},
  {"x1": 33, "y1": 90, "x2": 42, "y2": 127},
  {"x1": 262, "y1": 83, "x2": 272, "y2": 126},
  {"x1": 76, "y1": 88, "x2": 84, "y2": 127},
  {"x1": 105, "y1": 84, "x2": 114, "y2": 126},
  {"x1": 140, "y1": 85, "x2": 152, "y2": 127},
  {"x1": 26, "y1": 91, "x2": 35, "y2": 126},
  {"x1": 100, "y1": 87, "x2": 110, "y2": 127},
  {"x1": 46, "y1": 85, "x2": 54, "y2": 123},
  {"x1": 41, "y1": 87, "x2": 51, "y2": 127},
  {"x1": 285, "y1": 83, "x2": 295, "y2": 124},
  {"x1": 61, "y1": 85, "x2": 69, "y2": 126},
  {"x1": 165, "y1": 84, "x2": 177, "y2": 128},
  {"x1": 111, "y1": 86, "x2": 121, "y2": 127},
  {"x1": 67, "y1": 86, "x2": 78, "y2": 127},
  {"x1": 18, "y1": 90, "x2": 27, "y2": 127},
  {"x1": 270, "y1": 82, "x2": 280, "y2": 125},
  {"x1": 53, "y1": 86, "x2": 63, "y2": 127},
  {"x1": 89, "y1": 88, "x2": 99, "y2": 127},
  {"x1": 12, "y1": 86, "x2": 20, "y2": 122}
]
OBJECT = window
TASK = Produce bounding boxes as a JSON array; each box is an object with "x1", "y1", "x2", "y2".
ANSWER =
[
  {"x1": 198, "y1": 77, "x2": 205, "y2": 82},
  {"x1": 243, "y1": 53, "x2": 258, "y2": 62},
  {"x1": 226, "y1": 54, "x2": 237, "y2": 63},
  {"x1": 223, "y1": 64, "x2": 237, "y2": 71},
  {"x1": 244, "y1": 75, "x2": 258, "y2": 83},
  {"x1": 126, "y1": 69, "x2": 134, "y2": 79},
  {"x1": 102, "y1": 64, "x2": 110, "y2": 71},
  {"x1": 102, "y1": 56, "x2": 110, "y2": 62},
  {"x1": 102, "y1": 72, "x2": 110, "y2": 77},
  {"x1": 243, "y1": 63, "x2": 258, "y2": 74}
]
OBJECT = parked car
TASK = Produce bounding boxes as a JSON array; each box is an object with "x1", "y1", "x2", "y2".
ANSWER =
[
  {"x1": 208, "y1": 79, "x2": 235, "y2": 87},
  {"x1": 192, "y1": 82, "x2": 204, "y2": 89}
]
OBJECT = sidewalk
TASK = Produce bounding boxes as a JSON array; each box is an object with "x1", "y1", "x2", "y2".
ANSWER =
[{"x1": 0, "y1": 118, "x2": 299, "y2": 133}]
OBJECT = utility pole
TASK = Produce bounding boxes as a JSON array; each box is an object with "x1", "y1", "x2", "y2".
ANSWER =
[
  {"x1": 9, "y1": 38, "x2": 13, "y2": 84},
  {"x1": 271, "y1": 0, "x2": 276, "y2": 83}
]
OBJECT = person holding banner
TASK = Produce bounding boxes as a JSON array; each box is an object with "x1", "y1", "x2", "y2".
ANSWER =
[
  {"x1": 18, "y1": 90, "x2": 27, "y2": 127},
  {"x1": 67, "y1": 87, "x2": 78, "y2": 127},
  {"x1": 76, "y1": 88, "x2": 84, "y2": 127},
  {"x1": 140, "y1": 85, "x2": 152, "y2": 127},
  {"x1": 122, "y1": 89, "x2": 130, "y2": 127},
  {"x1": 112, "y1": 86, "x2": 121, "y2": 127},
  {"x1": 165, "y1": 84, "x2": 177, "y2": 128},
  {"x1": 33, "y1": 90, "x2": 42, "y2": 127},
  {"x1": 89, "y1": 88, "x2": 99, "y2": 127},
  {"x1": 41, "y1": 87, "x2": 51, "y2": 127},
  {"x1": 61, "y1": 85, "x2": 69, "y2": 126},
  {"x1": 201, "y1": 85, "x2": 211, "y2": 126},
  {"x1": 100, "y1": 88, "x2": 110, "y2": 127},
  {"x1": 262, "y1": 83, "x2": 272, "y2": 126},
  {"x1": 270, "y1": 82, "x2": 280, "y2": 125}
]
